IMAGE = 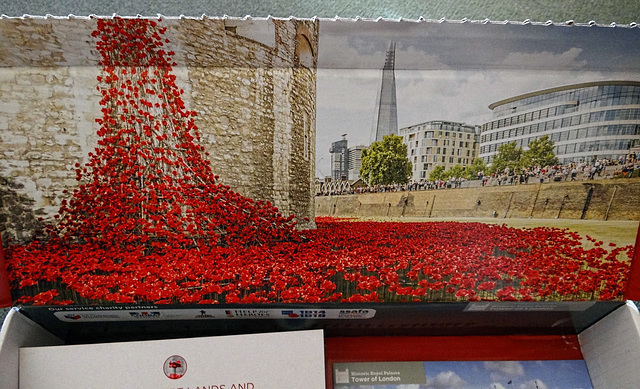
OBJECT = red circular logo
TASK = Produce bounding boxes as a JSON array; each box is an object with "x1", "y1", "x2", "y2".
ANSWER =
[{"x1": 163, "y1": 355, "x2": 187, "y2": 379}]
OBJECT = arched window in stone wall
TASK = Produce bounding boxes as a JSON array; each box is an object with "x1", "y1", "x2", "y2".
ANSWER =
[
  {"x1": 295, "y1": 28, "x2": 315, "y2": 165},
  {"x1": 296, "y1": 33, "x2": 314, "y2": 68}
]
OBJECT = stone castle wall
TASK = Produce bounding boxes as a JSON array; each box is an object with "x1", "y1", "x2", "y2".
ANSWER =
[
  {"x1": 0, "y1": 16, "x2": 318, "y2": 243},
  {"x1": 316, "y1": 179, "x2": 640, "y2": 221}
]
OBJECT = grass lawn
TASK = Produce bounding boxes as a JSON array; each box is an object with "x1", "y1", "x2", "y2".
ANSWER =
[{"x1": 361, "y1": 216, "x2": 639, "y2": 252}]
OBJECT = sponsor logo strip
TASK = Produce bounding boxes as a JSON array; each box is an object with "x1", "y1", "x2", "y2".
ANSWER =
[{"x1": 53, "y1": 308, "x2": 376, "y2": 322}]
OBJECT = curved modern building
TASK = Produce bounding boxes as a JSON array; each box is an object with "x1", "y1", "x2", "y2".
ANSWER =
[{"x1": 479, "y1": 81, "x2": 640, "y2": 165}]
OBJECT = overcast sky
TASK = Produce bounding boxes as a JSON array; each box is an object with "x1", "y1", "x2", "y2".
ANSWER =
[{"x1": 315, "y1": 21, "x2": 640, "y2": 177}]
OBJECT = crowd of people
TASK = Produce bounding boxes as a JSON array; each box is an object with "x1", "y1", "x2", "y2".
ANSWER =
[{"x1": 317, "y1": 155, "x2": 640, "y2": 196}]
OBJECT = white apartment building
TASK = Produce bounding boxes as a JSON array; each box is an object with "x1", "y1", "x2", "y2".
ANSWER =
[{"x1": 399, "y1": 120, "x2": 480, "y2": 181}]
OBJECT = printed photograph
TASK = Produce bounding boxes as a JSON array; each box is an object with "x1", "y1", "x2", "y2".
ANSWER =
[
  {"x1": 313, "y1": 20, "x2": 640, "y2": 303},
  {"x1": 0, "y1": 16, "x2": 638, "y2": 305},
  {"x1": 334, "y1": 360, "x2": 593, "y2": 389}
]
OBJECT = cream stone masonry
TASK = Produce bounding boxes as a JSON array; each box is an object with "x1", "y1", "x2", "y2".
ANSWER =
[
  {"x1": 315, "y1": 179, "x2": 640, "y2": 221},
  {"x1": 0, "y1": 16, "x2": 318, "y2": 243}
]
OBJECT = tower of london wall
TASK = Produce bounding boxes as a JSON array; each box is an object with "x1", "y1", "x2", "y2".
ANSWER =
[{"x1": 0, "y1": 16, "x2": 318, "y2": 243}]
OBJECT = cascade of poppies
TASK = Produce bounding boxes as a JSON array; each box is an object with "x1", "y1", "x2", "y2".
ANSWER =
[{"x1": 52, "y1": 17, "x2": 298, "y2": 251}]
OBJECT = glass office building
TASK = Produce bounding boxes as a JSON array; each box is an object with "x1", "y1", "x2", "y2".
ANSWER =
[
  {"x1": 479, "y1": 81, "x2": 640, "y2": 165},
  {"x1": 329, "y1": 137, "x2": 349, "y2": 181},
  {"x1": 347, "y1": 145, "x2": 366, "y2": 181}
]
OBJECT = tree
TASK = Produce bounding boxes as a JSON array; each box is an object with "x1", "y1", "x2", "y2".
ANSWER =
[
  {"x1": 490, "y1": 142, "x2": 523, "y2": 174},
  {"x1": 444, "y1": 165, "x2": 465, "y2": 180},
  {"x1": 360, "y1": 134, "x2": 412, "y2": 186},
  {"x1": 429, "y1": 165, "x2": 446, "y2": 181},
  {"x1": 523, "y1": 135, "x2": 559, "y2": 168},
  {"x1": 465, "y1": 158, "x2": 488, "y2": 179}
]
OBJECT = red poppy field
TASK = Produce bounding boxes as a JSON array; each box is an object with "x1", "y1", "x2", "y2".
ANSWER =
[{"x1": 6, "y1": 217, "x2": 634, "y2": 305}]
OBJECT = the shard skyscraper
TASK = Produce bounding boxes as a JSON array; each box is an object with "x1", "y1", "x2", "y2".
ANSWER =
[{"x1": 374, "y1": 42, "x2": 398, "y2": 142}]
